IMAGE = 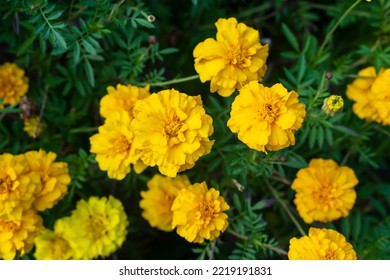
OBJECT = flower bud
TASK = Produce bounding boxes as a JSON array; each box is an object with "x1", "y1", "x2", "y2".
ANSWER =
[{"x1": 322, "y1": 95, "x2": 344, "y2": 116}]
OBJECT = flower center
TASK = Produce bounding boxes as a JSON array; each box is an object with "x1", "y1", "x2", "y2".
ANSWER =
[
  {"x1": 257, "y1": 102, "x2": 278, "y2": 122},
  {"x1": 163, "y1": 115, "x2": 184, "y2": 138},
  {"x1": 196, "y1": 201, "x2": 216, "y2": 226},
  {"x1": 226, "y1": 45, "x2": 250, "y2": 68},
  {"x1": 111, "y1": 134, "x2": 131, "y2": 155},
  {"x1": 321, "y1": 248, "x2": 338, "y2": 260},
  {"x1": 314, "y1": 182, "x2": 337, "y2": 205},
  {"x1": 0, "y1": 220, "x2": 18, "y2": 232},
  {"x1": 87, "y1": 214, "x2": 107, "y2": 240},
  {"x1": 0, "y1": 174, "x2": 12, "y2": 194}
]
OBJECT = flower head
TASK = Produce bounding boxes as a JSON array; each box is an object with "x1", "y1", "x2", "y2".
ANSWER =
[
  {"x1": 90, "y1": 110, "x2": 146, "y2": 180},
  {"x1": 34, "y1": 226, "x2": 74, "y2": 260},
  {"x1": 291, "y1": 158, "x2": 358, "y2": 223},
  {"x1": 60, "y1": 196, "x2": 128, "y2": 259},
  {"x1": 322, "y1": 95, "x2": 344, "y2": 116},
  {"x1": 23, "y1": 117, "x2": 44, "y2": 138},
  {"x1": 0, "y1": 209, "x2": 43, "y2": 260},
  {"x1": 193, "y1": 17, "x2": 269, "y2": 97},
  {"x1": 140, "y1": 174, "x2": 191, "y2": 231},
  {"x1": 132, "y1": 89, "x2": 214, "y2": 177},
  {"x1": 23, "y1": 150, "x2": 71, "y2": 212},
  {"x1": 346, "y1": 66, "x2": 390, "y2": 125},
  {"x1": 227, "y1": 81, "x2": 306, "y2": 152},
  {"x1": 0, "y1": 62, "x2": 29, "y2": 108},
  {"x1": 100, "y1": 84, "x2": 150, "y2": 119},
  {"x1": 171, "y1": 182, "x2": 229, "y2": 243},
  {"x1": 288, "y1": 227, "x2": 357, "y2": 260}
]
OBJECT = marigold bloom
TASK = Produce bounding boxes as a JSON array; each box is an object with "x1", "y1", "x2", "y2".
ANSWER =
[
  {"x1": 23, "y1": 150, "x2": 71, "y2": 212},
  {"x1": 227, "y1": 81, "x2": 306, "y2": 152},
  {"x1": 100, "y1": 84, "x2": 150, "y2": 119},
  {"x1": 346, "y1": 66, "x2": 390, "y2": 125},
  {"x1": 322, "y1": 95, "x2": 344, "y2": 116},
  {"x1": 23, "y1": 117, "x2": 44, "y2": 138},
  {"x1": 291, "y1": 158, "x2": 358, "y2": 223},
  {"x1": 0, "y1": 209, "x2": 43, "y2": 260},
  {"x1": 140, "y1": 174, "x2": 191, "y2": 231},
  {"x1": 90, "y1": 110, "x2": 145, "y2": 180},
  {"x1": 193, "y1": 17, "x2": 269, "y2": 97},
  {"x1": 61, "y1": 196, "x2": 128, "y2": 259},
  {"x1": 132, "y1": 89, "x2": 214, "y2": 177},
  {"x1": 171, "y1": 182, "x2": 229, "y2": 243},
  {"x1": 0, "y1": 153, "x2": 41, "y2": 217},
  {"x1": 288, "y1": 227, "x2": 357, "y2": 260},
  {"x1": 0, "y1": 62, "x2": 29, "y2": 108}
]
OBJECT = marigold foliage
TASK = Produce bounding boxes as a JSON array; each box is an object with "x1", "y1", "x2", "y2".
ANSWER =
[
  {"x1": 227, "y1": 81, "x2": 306, "y2": 153},
  {"x1": 100, "y1": 84, "x2": 151, "y2": 119},
  {"x1": 59, "y1": 196, "x2": 128, "y2": 260},
  {"x1": 0, "y1": 62, "x2": 29, "y2": 108},
  {"x1": 347, "y1": 66, "x2": 390, "y2": 125},
  {"x1": 171, "y1": 182, "x2": 230, "y2": 243},
  {"x1": 288, "y1": 228, "x2": 357, "y2": 260},
  {"x1": 90, "y1": 110, "x2": 146, "y2": 180},
  {"x1": 132, "y1": 89, "x2": 214, "y2": 177},
  {"x1": 140, "y1": 174, "x2": 191, "y2": 232},
  {"x1": 291, "y1": 158, "x2": 358, "y2": 223},
  {"x1": 193, "y1": 17, "x2": 269, "y2": 97}
]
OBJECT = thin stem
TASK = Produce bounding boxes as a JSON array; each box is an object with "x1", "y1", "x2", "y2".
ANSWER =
[
  {"x1": 308, "y1": 72, "x2": 328, "y2": 113},
  {"x1": 228, "y1": 229, "x2": 288, "y2": 256},
  {"x1": 264, "y1": 179, "x2": 306, "y2": 237},
  {"x1": 318, "y1": 0, "x2": 362, "y2": 53},
  {"x1": 139, "y1": 74, "x2": 199, "y2": 87}
]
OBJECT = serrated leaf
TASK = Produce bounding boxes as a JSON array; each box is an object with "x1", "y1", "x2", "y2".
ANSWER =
[
  {"x1": 134, "y1": 18, "x2": 154, "y2": 29},
  {"x1": 81, "y1": 39, "x2": 96, "y2": 55},
  {"x1": 34, "y1": 22, "x2": 46, "y2": 34},
  {"x1": 281, "y1": 23, "x2": 299, "y2": 52},
  {"x1": 52, "y1": 30, "x2": 67, "y2": 49},
  {"x1": 73, "y1": 42, "x2": 81, "y2": 63},
  {"x1": 84, "y1": 59, "x2": 95, "y2": 87},
  {"x1": 47, "y1": 10, "x2": 63, "y2": 21}
]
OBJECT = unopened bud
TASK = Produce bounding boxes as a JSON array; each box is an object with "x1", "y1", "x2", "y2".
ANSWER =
[
  {"x1": 148, "y1": 35, "x2": 156, "y2": 45},
  {"x1": 325, "y1": 72, "x2": 333, "y2": 80},
  {"x1": 322, "y1": 95, "x2": 344, "y2": 116},
  {"x1": 147, "y1": 15, "x2": 155, "y2": 23}
]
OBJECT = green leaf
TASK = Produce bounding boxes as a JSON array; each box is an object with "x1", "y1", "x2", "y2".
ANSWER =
[
  {"x1": 81, "y1": 39, "x2": 96, "y2": 55},
  {"x1": 47, "y1": 10, "x2": 63, "y2": 21},
  {"x1": 73, "y1": 42, "x2": 81, "y2": 63},
  {"x1": 84, "y1": 59, "x2": 95, "y2": 87},
  {"x1": 52, "y1": 30, "x2": 67, "y2": 49},
  {"x1": 281, "y1": 23, "x2": 299, "y2": 52},
  {"x1": 309, "y1": 126, "x2": 317, "y2": 149},
  {"x1": 159, "y1": 48, "x2": 178, "y2": 55},
  {"x1": 333, "y1": 125, "x2": 360, "y2": 137},
  {"x1": 297, "y1": 54, "x2": 307, "y2": 84},
  {"x1": 16, "y1": 35, "x2": 36, "y2": 56},
  {"x1": 317, "y1": 125, "x2": 324, "y2": 149},
  {"x1": 324, "y1": 126, "x2": 333, "y2": 146}
]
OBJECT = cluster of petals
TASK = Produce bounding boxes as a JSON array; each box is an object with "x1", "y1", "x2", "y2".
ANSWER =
[
  {"x1": 193, "y1": 17, "x2": 269, "y2": 97},
  {"x1": 0, "y1": 150, "x2": 70, "y2": 259},
  {"x1": 0, "y1": 62, "x2": 29, "y2": 108},
  {"x1": 227, "y1": 81, "x2": 306, "y2": 152},
  {"x1": 34, "y1": 195, "x2": 128, "y2": 260},
  {"x1": 346, "y1": 66, "x2": 390, "y2": 125},
  {"x1": 288, "y1": 227, "x2": 357, "y2": 260},
  {"x1": 291, "y1": 158, "x2": 358, "y2": 224}
]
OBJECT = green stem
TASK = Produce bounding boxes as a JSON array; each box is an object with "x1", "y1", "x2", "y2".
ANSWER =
[
  {"x1": 264, "y1": 179, "x2": 306, "y2": 237},
  {"x1": 0, "y1": 108, "x2": 21, "y2": 113},
  {"x1": 139, "y1": 74, "x2": 199, "y2": 87},
  {"x1": 318, "y1": 0, "x2": 363, "y2": 53}
]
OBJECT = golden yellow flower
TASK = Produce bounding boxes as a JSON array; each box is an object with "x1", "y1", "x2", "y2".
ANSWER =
[
  {"x1": 322, "y1": 95, "x2": 344, "y2": 116},
  {"x1": 100, "y1": 83, "x2": 150, "y2": 119},
  {"x1": 0, "y1": 153, "x2": 41, "y2": 217},
  {"x1": 23, "y1": 117, "x2": 44, "y2": 138},
  {"x1": 132, "y1": 89, "x2": 214, "y2": 177},
  {"x1": 227, "y1": 81, "x2": 306, "y2": 153},
  {"x1": 171, "y1": 182, "x2": 229, "y2": 243},
  {"x1": 291, "y1": 158, "x2": 358, "y2": 224},
  {"x1": 90, "y1": 110, "x2": 146, "y2": 180},
  {"x1": 193, "y1": 17, "x2": 269, "y2": 97},
  {"x1": 288, "y1": 227, "x2": 357, "y2": 260},
  {"x1": 60, "y1": 196, "x2": 128, "y2": 259},
  {"x1": 140, "y1": 174, "x2": 191, "y2": 232},
  {"x1": 0, "y1": 62, "x2": 29, "y2": 108},
  {"x1": 34, "y1": 223, "x2": 74, "y2": 260},
  {"x1": 0, "y1": 209, "x2": 43, "y2": 260},
  {"x1": 23, "y1": 150, "x2": 71, "y2": 212},
  {"x1": 346, "y1": 66, "x2": 390, "y2": 125}
]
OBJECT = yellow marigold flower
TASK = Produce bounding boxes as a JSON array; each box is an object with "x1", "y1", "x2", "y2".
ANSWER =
[
  {"x1": 23, "y1": 117, "x2": 44, "y2": 138},
  {"x1": 171, "y1": 182, "x2": 230, "y2": 243},
  {"x1": 100, "y1": 84, "x2": 150, "y2": 119},
  {"x1": 0, "y1": 153, "x2": 41, "y2": 217},
  {"x1": 193, "y1": 17, "x2": 269, "y2": 97},
  {"x1": 23, "y1": 150, "x2": 71, "y2": 212},
  {"x1": 140, "y1": 174, "x2": 191, "y2": 232},
  {"x1": 0, "y1": 62, "x2": 29, "y2": 108},
  {"x1": 61, "y1": 196, "x2": 128, "y2": 259},
  {"x1": 288, "y1": 227, "x2": 357, "y2": 260},
  {"x1": 322, "y1": 95, "x2": 344, "y2": 116},
  {"x1": 227, "y1": 81, "x2": 306, "y2": 153},
  {"x1": 291, "y1": 158, "x2": 358, "y2": 224},
  {"x1": 34, "y1": 224, "x2": 74, "y2": 260},
  {"x1": 346, "y1": 66, "x2": 390, "y2": 125},
  {"x1": 90, "y1": 110, "x2": 145, "y2": 180},
  {"x1": 132, "y1": 89, "x2": 214, "y2": 177},
  {"x1": 0, "y1": 209, "x2": 43, "y2": 260}
]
